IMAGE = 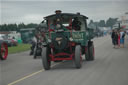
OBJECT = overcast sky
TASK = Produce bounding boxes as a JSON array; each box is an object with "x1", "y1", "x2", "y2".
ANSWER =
[{"x1": 0, "y1": 0, "x2": 128, "y2": 24}]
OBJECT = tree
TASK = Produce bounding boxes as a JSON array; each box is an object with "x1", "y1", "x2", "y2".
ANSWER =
[
  {"x1": 0, "y1": 23, "x2": 38, "y2": 31},
  {"x1": 98, "y1": 20, "x2": 105, "y2": 27},
  {"x1": 26, "y1": 23, "x2": 38, "y2": 28},
  {"x1": 18, "y1": 23, "x2": 26, "y2": 29},
  {"x1": 106, "y1": 18, "x2": 118, "y2": 28},
  {"x1": 88, "y1": 20, "x2": 94, "y2": 26}
]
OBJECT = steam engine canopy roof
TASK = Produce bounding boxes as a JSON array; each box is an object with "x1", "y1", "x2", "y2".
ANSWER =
[{"x1": 44, "y1": 13, "x2": 88, "y2": 20}]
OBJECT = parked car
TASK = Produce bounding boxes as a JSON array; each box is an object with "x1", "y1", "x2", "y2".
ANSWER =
[
  {"x1": 8, "y1": 39, "x2": 18, "y2": 46},
  {"x1": 4, "y1": 39, "x2": 13, "y2": 47},
  {"x1": 4, "y1": 39, "x2": 18, "y2": 47}
]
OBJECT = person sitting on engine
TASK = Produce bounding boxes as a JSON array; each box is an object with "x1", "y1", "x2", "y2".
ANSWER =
[
  {"x1": 72, "y1": 17, "x2": 81, "y2": 31},
  {"x1": 49, "y1": 19, "x2": 57, "y2": 31}
]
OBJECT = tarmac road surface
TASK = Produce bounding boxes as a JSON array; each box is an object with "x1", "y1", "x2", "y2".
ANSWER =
[{"x1": 0, "y1": 35, "x2": 128, "y2": 85}]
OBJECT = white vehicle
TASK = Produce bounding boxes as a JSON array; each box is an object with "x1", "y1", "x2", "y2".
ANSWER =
[{"x1": 0, "y1": 34, "x2": 7, "y2": 40}]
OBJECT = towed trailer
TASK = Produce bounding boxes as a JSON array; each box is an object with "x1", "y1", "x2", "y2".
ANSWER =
[
  {"x1": 38, "y1": 10, "x2": 95, "y2": 70},
  {"x1": 0, "y1": 40, "x2": 8, "y2": 60}
]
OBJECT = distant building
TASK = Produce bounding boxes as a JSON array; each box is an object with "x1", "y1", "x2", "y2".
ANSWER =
[
  {"x1": 0, "y1": 31, "x2": 11, "y2": 34},
  {"x1": 118, "y1": 14, "x2": 128, "y2": 29},
  {"x1": 0, "y1": 31, "x2": 22, "y2": 43}
]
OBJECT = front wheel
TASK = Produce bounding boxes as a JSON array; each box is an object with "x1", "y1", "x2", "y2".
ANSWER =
[
  {"x1": 74, "y1": 45, "x2": 82, "y2": 69},
  {"x1": 41, "y1": 47, "x2": 51, "y2": 70}
]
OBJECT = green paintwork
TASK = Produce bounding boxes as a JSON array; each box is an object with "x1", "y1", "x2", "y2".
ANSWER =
[
  {"x1": 42, "y1": 12, "x2": 94, "y2": 47},
  {"x1": 44, "y1": 29, "x2": 94, "y2": 46}
]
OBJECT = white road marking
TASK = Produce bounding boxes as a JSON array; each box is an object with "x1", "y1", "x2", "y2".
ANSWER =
[{"x1": 8, "y1": 62, "x2": 63, "y2": 85}]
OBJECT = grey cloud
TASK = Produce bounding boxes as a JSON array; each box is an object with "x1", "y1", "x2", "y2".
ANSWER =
[
  {"x1": 2, "y1": 0, "x2": 128, "y2": 1},
  {"x1": 1, "y1": 1, "x2": 128, "y2": 24}
]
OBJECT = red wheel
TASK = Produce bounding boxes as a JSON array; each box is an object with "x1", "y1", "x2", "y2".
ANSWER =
[{"x1": 0, "y1": 42, "x2": 8, "y2": 60}]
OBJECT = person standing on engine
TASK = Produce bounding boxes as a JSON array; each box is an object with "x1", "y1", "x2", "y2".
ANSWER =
[{"x1": 72, "y1": 17, "x2": 81, "y2": 31}]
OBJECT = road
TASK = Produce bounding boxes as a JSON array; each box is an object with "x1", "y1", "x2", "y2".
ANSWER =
[{"x1": 0, "y1": 35, "x2": 128, "y2": 85}]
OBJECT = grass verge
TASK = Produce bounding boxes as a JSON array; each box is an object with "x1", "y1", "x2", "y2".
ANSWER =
[{"x1": 8, "y1": 44, "x2": 31, "y2": 54}]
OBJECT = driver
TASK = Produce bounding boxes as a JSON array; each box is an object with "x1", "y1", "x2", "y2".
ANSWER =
[{"x1": 50, "y1": 19, "x2": 62, "y2": 31}]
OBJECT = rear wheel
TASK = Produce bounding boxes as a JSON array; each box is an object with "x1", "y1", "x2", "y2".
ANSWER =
[
  {"x1": 74, "y1": 45, "x2": 82, "y2": 69},
  {"x1": 33, "y1": 46, "x2": 37, "y2": 59},
  {"x1": 85, "y1": 46, "x2": 89, "y2": 60},
  {"x1": 41, "y1": 47, "x2": 51, "y2": 70},
  {"x1": 86, "y1": 41, "x2": 95, "y2": 61},
  {"x1": 0, "y1": 42, "x2": 8, "y2": 60}
]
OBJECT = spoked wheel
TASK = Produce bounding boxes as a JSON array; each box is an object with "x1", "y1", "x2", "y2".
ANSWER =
[
  {"x1": 86, "y1": 41, "x2": 95, "y2": 61},
  {"x1": 41, "y1": 47, "x2": 51, "y2": 70},
  {"x1": 74, "y1": 45, "x2": 82, "y2": 69},
  {"x1": 0, "y1": 42, "x2": 8, "y2": 60}
]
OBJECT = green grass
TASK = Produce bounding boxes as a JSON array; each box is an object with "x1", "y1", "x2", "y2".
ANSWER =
[{"x1": 8, "y1": 44, "x2": 31, "y2": 54}]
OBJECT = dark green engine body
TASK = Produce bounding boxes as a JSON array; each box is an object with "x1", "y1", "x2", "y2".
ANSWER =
[
  {"x1": 39, "y1": 11, "x2": 95, "y2": 70},
  {"x1": 44, "y1": 29, "x2": 94, "y2": 47}
]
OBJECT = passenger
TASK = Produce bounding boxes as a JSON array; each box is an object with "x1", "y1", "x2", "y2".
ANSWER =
[
  {"x1": 49, "y1": 20, "x2": 57, "y2": 31},
  {"x1": 120, "y1": 30, "x2": 125, "y2": 48},
  {"x1": 114, "y1": 31, "x2": 119, "y2": 48},
  {"x1": 117, "y1": 30, "x2": 120, "y2": 48},
  {"x1": 72, "y1": 17, "x2": 81, "y2": 31},
  {"x1": 111, "y1": 30, "x2": 116, "y2": 48}
]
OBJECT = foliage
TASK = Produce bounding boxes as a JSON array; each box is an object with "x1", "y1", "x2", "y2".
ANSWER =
[
  {"x1": 0, "y1": 17, "x2": 118, "y2": 31},
  {"x1": 98, "y1": 20, "x2": 105, "y2": 27},
  {"x1": 106, "y1": 18, "x2": 118, "y2": 28},
  {"x1": 0, "y1": 23, "x2": 38, "y2": 31},
  {"x1": 88, "y1": 17, "x2": 118, "y2": 29}
]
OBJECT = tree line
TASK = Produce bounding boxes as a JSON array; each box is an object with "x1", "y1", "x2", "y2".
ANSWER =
[
  {"x1": 88, "y1": 17, "x2": 118, "y2": 29},
  {"x1": 0, "y1": 17, "x2": 118, "y2": 31},
  {"x1": 0, "y1": 23, "x2": 38, "y2": 31}
]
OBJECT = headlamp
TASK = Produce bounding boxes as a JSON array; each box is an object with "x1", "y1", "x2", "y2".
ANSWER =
[
  {"x1": 56, "y1": 24, "x2": 61, "y2": 29},
  {"x1": 69, "y1": 37, "x2": 73, "y2": 41},
  {"x1": 48, "y1": 39, "x2": 51, "y2": 43}
]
